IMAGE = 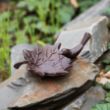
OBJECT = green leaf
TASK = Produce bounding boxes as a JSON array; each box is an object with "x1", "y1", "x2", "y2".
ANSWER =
[
  {"x1": 105, "y1": 92, "x2": 110, "y2": 103},
  {"x1": 17, "y1": 1, "x2": 27, "y2": 8},
  {"x1": 36, "y1": 40, "x2": 45, "y2": 46},
  {"x1": 103, "y1": 82, "x2": 110, "y2": 90},
  {"x1": 105, "y1": 65, "x2": 110, "y2": 72},
  {"x1": 91, "y1": 103, "x2": 110, "y2": 110},
  {"x1": 102, "y1": 59, "x2": 110, "y2": 65},
  {"x1": 107, "y1": 43, "x2": 110, "y2": 50}
]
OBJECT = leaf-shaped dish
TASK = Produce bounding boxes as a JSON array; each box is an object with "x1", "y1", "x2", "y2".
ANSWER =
[{"x1": 14, "y1": 33, "x2": 91, "y2": 77}]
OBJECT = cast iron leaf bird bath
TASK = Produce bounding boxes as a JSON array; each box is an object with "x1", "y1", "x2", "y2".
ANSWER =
[{"x1": 14, "y1": 33, "x2": 91, "y2": 77}]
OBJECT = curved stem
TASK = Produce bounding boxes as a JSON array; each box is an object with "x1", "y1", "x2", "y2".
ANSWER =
[{"x1": 14, "y1": 61, "x2": 28, "y2": 69}]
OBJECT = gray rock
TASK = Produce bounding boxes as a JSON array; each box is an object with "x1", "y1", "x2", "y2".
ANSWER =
[
  {"x1": 81, "y1": 86, "x2": 105, "y2": 110},
  {"x1": 0, "y1": 58, "x2": 99, "y2": 110},
  {"x1": 64, "y1": 86, "x2": 105, "y2": 110},
  {"x1": 63, "y1": 95, "x2": 85, "y2": 110},
  {"x1": 63, "y1": 0, "x2": 110, "y2": 30},
  {"x1": 56, "y1": 16, "x2": 110, "y2": 62},
  {"x1": 0, "y1": 65, "x2": 28, "y2": 110}
]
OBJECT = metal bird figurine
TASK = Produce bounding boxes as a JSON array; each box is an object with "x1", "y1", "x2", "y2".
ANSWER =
[{"x1": 14, "y1": 32, "x2": 91, "y2": 77}]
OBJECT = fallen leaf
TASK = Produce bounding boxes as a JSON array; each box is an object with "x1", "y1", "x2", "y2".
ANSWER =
[
  {"x1": 103, "y1": 71, "x2": 110, "y2": 79},
  {"x1": 96, "y1": 77, "x2": 110, "y2": 85},
  {"x1": 70, "y1": 0, "x2": 79, "y2": 8},
  {"x1": 99, "y1": 70, "x2": 105, "y2": 76}
]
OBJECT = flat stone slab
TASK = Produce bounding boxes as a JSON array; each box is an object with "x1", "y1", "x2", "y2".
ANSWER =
[
  {"x1": 56, "y1": 16, "x2": 110, "y2": 62},
  {"x1": 0, "y1": 58, "x2": 99, "y2": 110}
]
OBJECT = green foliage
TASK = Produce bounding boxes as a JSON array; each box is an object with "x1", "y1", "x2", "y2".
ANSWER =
[
  {"x1": 102, "y1": 58, "x2": 110, "y2": 72},
  {"x1": 0, "y1": 0, "x2": 73, "y2": 77},
  {"x1": 91, "y1": 103, "x2": 110, "y2": 110},
  {"x1": 105, "y1": 92, "x2": 110, "y2": 103},
  {"x1": 105, "y1": 65, "x2": 110, "y2": 73},
  {"x1": 79, "y1": 0, "x2": 100, "y2": 12},
  {"x1": 0, "y1": 0, "x2": 101, "y2": 78},
  {"x1": 15, "y1": 0, "x2": 73, "y2": 42},
  {"x1": 107, "y1": 43, "x2": 110, "y2": 50},
  {"x1": 91, "y1": 91, "x2": 110, "y2": 110},
  {"x1": 102, "y1": 7, "x2": 110, "y2": 15},
  {"x1": 103, "y1": 82, "x2": 110, "y2": 90},
  {"x1": 102, "y1": 59, "x2": 110, "y2": 65}
]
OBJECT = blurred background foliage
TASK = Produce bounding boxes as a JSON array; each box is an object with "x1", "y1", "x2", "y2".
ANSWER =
[
  {"x1": 0, "y1": 0, "x2": 100, "y2": 80},
  {"x1": 1, "y1": 1, "x2": 110, "y2": 109}
]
